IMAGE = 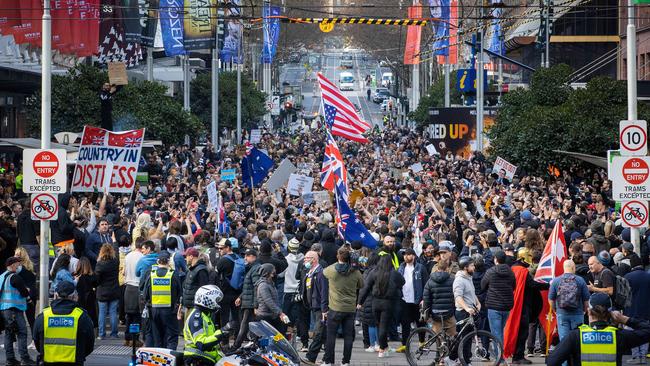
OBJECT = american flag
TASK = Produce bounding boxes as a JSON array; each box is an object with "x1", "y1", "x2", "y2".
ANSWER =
[
  {"x1": 317, "y1": 72, "x2": 371, "y2": 143},
  {"x1": 321, "y1": 129, "x2": 348, "y2": 202}
]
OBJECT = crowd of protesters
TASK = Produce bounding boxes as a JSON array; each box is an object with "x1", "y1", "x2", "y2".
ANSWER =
[{"x1": 0, "y1": 126, "x2": 649, "y2": 365}]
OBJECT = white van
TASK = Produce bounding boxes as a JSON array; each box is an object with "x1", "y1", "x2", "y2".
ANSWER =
[
  {"x1": 381, "y1": 72, "x2": 394, "y2": 87},
  {"x1": 339, "y1": 72, "x2": 355, "y2": 91}
]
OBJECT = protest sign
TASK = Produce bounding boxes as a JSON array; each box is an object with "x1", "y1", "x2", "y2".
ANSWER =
[
  {"x1": 206, "y1": 181, "x2": 219, "y2": 213},
  {"x1": 108, "y1": 62, "x2": 128, "y2": 85},
  {"x1": 267, "y1": 158, "x2": 297, "y2": 192},
  {"x1": 221, "y1": 168, "x2": 236, "y2": 181},
  {"x1": 426, "y1": 144, "x2": 438, "y2": 156},
  {"x1": 306, "y1": 190, "x2": 331, "y2": 206},
  {"x1": 72, "y1": 126, "x2": 145, "y2": 194},
  {"x1": 287, "y1": 173, "x2": 314, "y2": 196},
  {"x1": 410, "y1": 162, "x2": 424, "y2": 173},
  {"x1": 250, "y1": 129, "x2": 262, "y2": 143},
  {"x1": 493, "y1": 156, "x2": 517, "y2": 180}
]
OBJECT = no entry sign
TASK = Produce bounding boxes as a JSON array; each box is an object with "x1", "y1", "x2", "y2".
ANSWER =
[
  {"x1": 23, "y1": 149, "x2": 67, "y2": 194},
  {"x1": 30, "y1": 193, "x2": 58, "y2": 221},
  {"x1": 611, "y1": 156, "x2": 650, "y2": 200},
  {"x1": 621, "y1": 200, "x2": 649, "y2": 228},
  {"x1": 620, "y1": 120, "x2": 648, "y2": 156}
]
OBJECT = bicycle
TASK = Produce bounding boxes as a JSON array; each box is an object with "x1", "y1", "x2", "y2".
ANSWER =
[{"x1": 405, "y1": 312, "x2": 503, "y2": 366}]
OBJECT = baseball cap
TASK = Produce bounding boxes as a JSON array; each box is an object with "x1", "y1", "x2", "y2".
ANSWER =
[
  {"x1": 503, "y1": 243, "x2": 515, "y2": 251},
  {"x1": 588, "y1": 293, "x2": 612, "y2": 310},
  {"x1": 244, "y1": 248, "x2": 258, "y2": 257},
  {"x1": 5, "y1": 256, "x2": 20, "y2": 267},
  {"x1": 621, "y1": 242, "x2": 634, "y2": 252},
  {"x1": 570, "y1": 232, "x2": 584, "y2": 242},
  {"x1": 217, "y1": 238, "x2": 231, "y2": 248},
  {"x1": 55, "y1": 281, "x2": 76, "y2": 298},
  {"x1": 438, "y1": 241, "x2": 453, "y2": 252},
  {"x1": 184, "y1": 247, "x2": 200, "y2": 257}
]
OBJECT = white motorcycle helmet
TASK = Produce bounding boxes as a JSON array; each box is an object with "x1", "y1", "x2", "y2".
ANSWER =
[{"x1": 194, "y1": 285, "x2": 224, "y2": 311}]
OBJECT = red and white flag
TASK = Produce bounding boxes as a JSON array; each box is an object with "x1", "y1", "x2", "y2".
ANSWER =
[{"x1": 317, "y1": 72, "x2": 371, "y2": 143}]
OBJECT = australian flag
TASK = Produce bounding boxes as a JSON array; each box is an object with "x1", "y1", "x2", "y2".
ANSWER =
[
  {"x1": 241, "y1": 146, "x2": 274, "y2": 188},
  {"x1": 334, "y1": 184, "x2": 378, "y2": 249}
]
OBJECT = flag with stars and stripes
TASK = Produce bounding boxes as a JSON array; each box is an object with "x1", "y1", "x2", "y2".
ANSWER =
[{"x1": 318, "y1": 72, "x2": 370, "y2": 143}]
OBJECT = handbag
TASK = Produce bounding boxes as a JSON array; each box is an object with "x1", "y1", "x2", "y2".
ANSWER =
[{"x1": 0, "y1": 273, "x2": 12, "y2": 333}]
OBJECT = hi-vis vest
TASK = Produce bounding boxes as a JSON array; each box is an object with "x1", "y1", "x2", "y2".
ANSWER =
[
  {"x1": 0, "y1": 272, "x2": 26, "y2": 311},
  {"x1": 43, "y1": 307, "x2": 83, "y2": 363},
  {"x1": 379, "y1": 250, "x2": 399, "y2": 269},
  {"x1": 151, "y1": 268, "x2": 173, "y2": 308},
  {"x1": 183, "y1": 308, "x2": 222, "y2": 363},
  {"x1": 579, "y1": 324, "x2": 618, "y2": 366}
]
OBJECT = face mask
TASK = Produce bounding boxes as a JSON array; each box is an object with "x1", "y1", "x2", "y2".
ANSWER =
[{"x1": 304, "y1": 261, "x2": 312, "y2": 270}]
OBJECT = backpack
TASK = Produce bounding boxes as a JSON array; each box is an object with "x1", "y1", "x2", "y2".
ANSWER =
[
  {"x1": 556, "y1": 275, "x2": 581, "y2": 310},
  {"x1": 225, "y1": 254, "x2": 246, "y2": 290},
  {"x1": 614, "y1": 275, "x2": 633, "y2": 309}
]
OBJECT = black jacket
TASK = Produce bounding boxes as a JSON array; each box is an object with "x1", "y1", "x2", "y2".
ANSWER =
[
  {"x1": 546, "y1": 318, "x2": 650, "y2": 366},
  {"x1": 302, "y1": 264, "x2": 328, "y2": 312},
  {"x1": 17, "y1": 209, "x2": 39, "y2": 245},
  {"x1": 423, "y1": 271, "x2": 455, "y2": 317},
  {"x1": 33, "y1": 299, "x2": 95, "y2": 366},
  {"x1": 319, "y1": 230, "x2": 338, "y2": 266},
  {"x1": 182, "y1": 260, "x2": 209, "y2": 307},
  {"x1": 257, "y1": 251, "x2": 288, "y2": 276},
  {"x1": 50, "y1": 210, "x2": 74, "y2": 245},
  {"x1": 94, "y1": 258, "x2": 120, "y2": 302},
  {"x1": 240, "y1": 261, "x2": 261, "y2": 309},
  {"x1": 358, "y1": 269, "x2": 404, "y2": 304},
  {"x1": 216, "y1": 253, "x2": 241, "y2": 296},
  {"x1": 481, "y1": 264, "x2": 516, "y2": 311},
  {"x1": 141, "y1": 266, "x2": 182, "y2": 308},
  {"x1": 359, "y1": 267, "x2": 377, "y2": 326}
]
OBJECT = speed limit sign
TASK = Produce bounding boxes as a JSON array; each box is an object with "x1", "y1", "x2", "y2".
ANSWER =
[{"x1": 620, "y1": 120, "x2": 647, "y2": 156}]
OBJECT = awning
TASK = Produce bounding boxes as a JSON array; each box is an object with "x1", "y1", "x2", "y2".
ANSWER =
[{"x1": 553, "y1": 150, "x2": 607, "y2": 168}]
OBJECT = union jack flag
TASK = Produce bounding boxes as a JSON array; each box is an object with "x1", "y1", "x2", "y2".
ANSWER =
[
  {"x1": 124, "y1": 136, "x2": 143, "y2": 148},
  {"x1": 321, "y1": 129, "x2": 348, "y2": 201},
  {"x1": 92, "y1": 135, "x2": 105, "y2": 146}
]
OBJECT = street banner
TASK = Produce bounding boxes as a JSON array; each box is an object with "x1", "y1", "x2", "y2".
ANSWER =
[
  {"x1": 403, "y1": 5, "x2": 422, "y2": 65},
  {"x1": 287, "y1": 173, "x2": 314, "y2": 197},
  {"x1": 141, "y1": 0, "x2": 160, "y2": 47},
  {"x1": 183, "y1": 0, "x2": 218, "y2": 50},
  {"x1": 75, "y1": 0, "x2": 101, "y2": 57},
  {"x1": 261, "y1": 4, "x2": 281, "y2": 64},
  {"x1": 160, "y1": 0, "x2": 186, "y2": 56},
  {"x1": 121, "y1": 0, "x2": 143, "y2": 43},
  {"x1": 206, "y1": 181, "x2": 218, "y2": 213},
  {"x1": 52, "y1": 0, "x2": 73, "y2": 52},
  {"x1": 72, "y1": 126, "x2": 145, "y2": 194},
  {"x1": 493, "y1": 156, "x2": 517, "y2": 180},
  {"x1": 429, "y1": 0, "x2": 450, "y2": 56},
  {"x1": 266, "y1": 158, "x2": 296, "y2": 193},
  {"x1": 487, "y1": 3, "x2": 504, "y2": 56},
  {"x1": 0, "y1": 0, "x2": 21, "y2": 35},
  {"x1": 98, "y1": 0, "x2": 142, "y2": 67},
  {"x1": 447, "y1": 0, "x2": 458, "y2": 64},
  {"x1": 220, "y1": 0, "x2": 243, "y2": 63}
]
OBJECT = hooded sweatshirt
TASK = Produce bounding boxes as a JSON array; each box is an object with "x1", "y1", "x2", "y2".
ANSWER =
[
  {"x1": 323, "y1": 262, "x2": 363, "y2": 313},
  {"x1": 283, "y1": 252, "x2": 304, "y2": 294},
  {"x1": 255, "y1": 263, "x2": 282, "y2": 318}
]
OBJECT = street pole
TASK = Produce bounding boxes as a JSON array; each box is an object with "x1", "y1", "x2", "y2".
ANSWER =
[
  {"x1": 476, "y1": 26, "x2": 484, "y2": 151},
  {"x1": 211, "y1": 46, "x2": 219, "y2": 152},
  {"x1": 444, "y1": 58, "x2": 450, "y2": 107},
  {"x1": 183, "y1": 54, "x2": 190, "y2": 111},
  {"x1": 626, "y1": 0, "x2": 640, "y2": 255},
  {"x1": 498, "y1": 58, "x2": 503, "y2": 103},
  {"x1": 147, "y1": 47, "x2": 154, "y2": 81},
  {"x1": 39, "y1": 0, "x2": 52, "y2": 313},
  {"x1": 236, "y1": 57, "x2": 242, "y2": 144},
  {"x1": 545, "y1": 0, "x2": 550, "y2": 68}
]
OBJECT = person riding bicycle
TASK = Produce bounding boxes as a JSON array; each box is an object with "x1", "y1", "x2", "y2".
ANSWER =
[{"x1": 183, "y1": 285, "x2": 230, "y2": 366}]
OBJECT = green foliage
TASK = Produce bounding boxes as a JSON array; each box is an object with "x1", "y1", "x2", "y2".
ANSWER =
[
  {"x1": 411, "y1": 71, "x2": 462, "y2": 125},
  {"x1": 25, "y1": 64, "x2": 204, "y2": 144},
  {"x1": 487, "y1": 64, "x2": 650, "y2": 175},
  {"x1": 191, "y1": 71, "x2": 267, "y2": 132}
]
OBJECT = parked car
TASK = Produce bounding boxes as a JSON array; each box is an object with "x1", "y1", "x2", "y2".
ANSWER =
[
  {"x1": 380, "y1": 99, "x2": 390, "y2": 112},
  {"x1": 373, "y1": 88, "x2": 390, "y2": 103}
]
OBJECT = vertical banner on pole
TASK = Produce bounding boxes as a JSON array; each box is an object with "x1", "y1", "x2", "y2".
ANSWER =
[
  {"x1": 403, "y1": 4, "x2": 422, "y2": 65},
  {"x1": 430, "y1": 0, "x2": 450, "y2": 59},
  {"x1": 160, "y1": 0, "x2": 186, "y2": 56},
  {"x1": 448, "y1": 0, "x2": 458, "y2": 64},
  {"x1": 261, "y1": 4, "x2": 281, "y2": 64},
  {"x1": 220, "y1": 0, "x2": 242, "y2": 63},
  {"x1": 183, "y1": 0, "x2": 218, "y2": 51}
]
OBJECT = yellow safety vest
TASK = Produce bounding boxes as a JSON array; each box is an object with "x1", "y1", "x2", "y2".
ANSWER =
[
  {"x1": 151, "y1": 268, "x2": 173, "y2": 308},
  {"x1": 183, "y1": 308, "x2": 222, "y2": 363},
  {"x1": 43, "y1": 307, "x2": 83, "y2": 363},
  {"x1": 379, "y1": 250, "x2": 399, "y2": 269},
  {"x1": 579, "y1": 324, "x2": 618, "y2": 366}
]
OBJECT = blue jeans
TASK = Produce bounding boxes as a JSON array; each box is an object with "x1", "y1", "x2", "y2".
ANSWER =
[
  {"x1": 557, "y1": 313, "x2": 584, "y2": 341},
  {"x1": 98, "y1": 299, "x2": 119, "y2": 337},
  {"x1": 369, "y1": 326, "x2": 378, "y2": 346},
  {"x1": 487, "y1": 309, "x2": 510, "y2": 344},
  {"x1": 2, "y1": 309, "x2": 29, "y2": 361}
]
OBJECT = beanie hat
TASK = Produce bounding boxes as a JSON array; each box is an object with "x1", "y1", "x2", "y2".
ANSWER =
[{"x1": 288, "y1": 238, "x2": 300, "y2": 253}]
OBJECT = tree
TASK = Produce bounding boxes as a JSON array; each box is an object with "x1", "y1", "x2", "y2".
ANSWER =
[
  {"x1": 411, "y1": 71, "x2": 462, "y2": 125},
  {"x1": 486, "y1": 64, "x2": 650, "y2": 175},
  {"x1": 25, "y1": 64, "x2": 204, "y2": 144},
  {"x1": 190, "y1": 71, "x2": 267, "y2": 133}
]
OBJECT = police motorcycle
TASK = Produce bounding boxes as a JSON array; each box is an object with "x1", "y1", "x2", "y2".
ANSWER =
[{"x1": 133, "y1": 320, "x2": 301, "y2": 366}]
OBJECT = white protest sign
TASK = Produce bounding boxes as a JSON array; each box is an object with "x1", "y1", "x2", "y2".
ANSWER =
[
  {"x1": 287, "y1": 174, "x2": 314, "y2": 197},
  {"x1": 493, "y1": 156, "x2": 517, "y2": 180},
  {"x1": 266, "y1": 158, "x2": 297, "y2": 193},
  {"x1": 206, "y1": 181, "x2": 219, "y2": 213},
  {"x1": 250, "y1": 129, "x2": 262, "y2": 144},
  {"x1": 102, "y1": 160, "x2": 114, "y2": 192},
  {"x1": 23, "y1": 149, "x2": 67, "y2": 194},
  {"x1": 309, "y1": 190, "x2": 331, "y2": 206},
  {"x1": 426, "y1": 144, "x2": 438, "y2": 156},
  {"x1": 410, "y1": 162, "x2": 424, "y2": 173}
]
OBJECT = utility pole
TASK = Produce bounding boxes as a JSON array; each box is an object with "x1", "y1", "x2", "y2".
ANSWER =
[
  {"x1": 236, "y1": 41, "x2": 242, "y2": 144},
  {"x1": 444, "y1": 58, "x2": 450, "y2": 107},
  {"x1": 147, "y1": 48, "x2": 154, "y2": 81},
  {"x1": 627, "y1": 0, "x2": 640, "y2": 255},
  {"x1": 39, "y1": 0, "x2": 52, "y2": 313},
  {"x1": 545, "y1": 0, "x2": 551, "y2": 67},
  {"x1": 183, "y1": 54, "x2": 190, "y2": 111},
  {"x1": 211, "y1": 31, "x2": 220, "y2": 152},
  {"x1": 263, "y1": 0, "x2": 272, "y2": 129},
  {"x1": 475, "y1": 1, "x2": 485, "y2": 152}
]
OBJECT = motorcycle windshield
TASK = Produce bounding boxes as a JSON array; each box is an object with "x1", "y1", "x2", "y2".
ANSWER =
[{"x1": 249, "y1": 321, "x2": 301, "y2": 364}]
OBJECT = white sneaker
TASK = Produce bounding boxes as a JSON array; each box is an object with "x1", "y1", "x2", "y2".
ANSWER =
[
  {"x1": 443, "y1": 356, "x2": 460, "y2": 366},
  {"x1": 342, "y1": 363, "x2": 350, "y2": 366},
  {"x1": 378, "y1": 348, "x2": 394, "y2": 358},
  {"x1": 365, "y1": 346, "x2": 376, "y2": 352},
  {"x1": 373, "y1": 344, "x2": 381, "y2": 352},
  {"x1": 320, "y1": 363, "x2": 332, "y2": 366}
]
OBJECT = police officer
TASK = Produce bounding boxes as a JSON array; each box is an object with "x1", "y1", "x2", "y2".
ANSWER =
[
  {"x1": 183, "y1": 285, "x2": 230, "y2": 366},
  {"x1": 1, "y1": 256, "x2": 35, "y2": 366},
  {"x1": 142, "y1": 252, "x2": 182, "y2": 350},
  {"x1": 33, "y1": 280, "x2": 95, "y2": 366},
  {"x1": 546, "y1": 293, "x2": 650, "y2": 366}
]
